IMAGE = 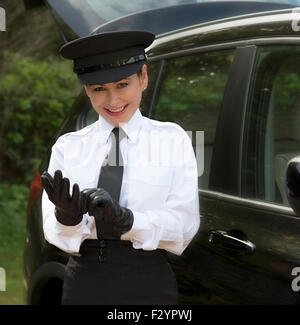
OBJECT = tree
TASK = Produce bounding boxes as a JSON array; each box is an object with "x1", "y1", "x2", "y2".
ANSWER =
[{"x1": 0, "y1": 52, "x2": 81, "y2": 184}]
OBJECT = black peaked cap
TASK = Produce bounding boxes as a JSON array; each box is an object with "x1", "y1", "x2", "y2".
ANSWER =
[
  {"x1": 59, "y1": 30, "x2": 155, "y2": 85},
  {"x1": 60, "y1": 30, "x2": 155, "y2": 59}
]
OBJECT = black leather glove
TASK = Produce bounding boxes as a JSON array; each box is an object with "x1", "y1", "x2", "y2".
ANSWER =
[
  {"x1": 82, "y1": 188, "x2": 134, "y2": 240},
  {"x1": 41, "y1": 170, "x2": 85, "y2": 226}
]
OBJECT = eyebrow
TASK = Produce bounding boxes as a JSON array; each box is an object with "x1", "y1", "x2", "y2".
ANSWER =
[
  {"x1": 115, "y1": 77, "x2": 131, "y2": 83},
  {"x1": 98, "y1": 77, "x2": 131, "y2": 86}
]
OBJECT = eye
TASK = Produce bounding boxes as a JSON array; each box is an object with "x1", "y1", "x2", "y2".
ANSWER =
[
  {"x1": 93, "y1": 86, "x2": 105, "y2": 92},
  {"x1": 118, "y1": 82, "x2": 128, "y2": 88}
]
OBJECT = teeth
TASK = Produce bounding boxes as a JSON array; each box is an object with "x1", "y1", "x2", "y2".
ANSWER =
[{"x1": 107, "y1": 106, "x2": 125, "y2": 113}]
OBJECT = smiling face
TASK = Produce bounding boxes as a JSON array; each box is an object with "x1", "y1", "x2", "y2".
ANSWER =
[{"x1": 84, "y1": 64, "x2": 148, "y2": 127}]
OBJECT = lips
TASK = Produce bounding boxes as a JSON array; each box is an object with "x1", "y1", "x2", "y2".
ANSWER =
[{"x1": 104, "y1": 104, "x2": 128, "y2": 116}]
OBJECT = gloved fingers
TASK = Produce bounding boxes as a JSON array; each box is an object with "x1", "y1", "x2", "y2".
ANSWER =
[
  {"x1": 89, "y1": 192, "x2": 112, "y2": 208},
  {"x1": 87, "y1": 196, "x2": 105, "y2": 216},
  {"x1": 88, "y1": 191, "x2": 103, "y2": 205},
  {"x1": 53, "y1": 170, "x2": 63, "y2": 203},
  {"x1": 61, "y1": 177, "x2": 71, "y2": 201},
  {"x1": 92, "y1": 205, "x2": 105, "y2": 218},
  {"x1": 114, "y1": 213, "x2": 127, "y2": 227},
  {"x1": 80, "y1": 188, "x2": 113, "y2": 216},
  {"x1": 85, "y1": 189, "x2": 110, "y2": 209},
  {"x1": 41, "y1": 171, "x2": 54, "y2": 201},
  {"x1": 115, "y1": 213, "x2": 127, "y2": 225},
  {"x1": 88, "y1": 194, "x2": 114, "y2": 216},
  {"x1": 71, "y1": 183, "x2": 80, "y2": 204},
  {"x1": 91, "y1": 196, "x2": 117, "y2": 219},
  {"x1": 89, "y1": 189, "x2": 112, "y2": 204},
  {"x1": 81, "y1": 188, "x2": 98, "y2": 196},
  {"x1": 81, "y1": 188, "x2": 98, "y2": 213}
]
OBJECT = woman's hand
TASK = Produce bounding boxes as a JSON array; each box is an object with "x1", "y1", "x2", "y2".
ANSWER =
[
  {"x1": 41, "y1": 170, "x2": 85, "y2": 226},
  {"x1": 81, "y1": 188, "x2": 134, "y2": 240}
]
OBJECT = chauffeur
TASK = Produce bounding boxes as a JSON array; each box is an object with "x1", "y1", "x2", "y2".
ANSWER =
[{"x1": 41, "y1": 30, "x2": 200, "y2": 305}]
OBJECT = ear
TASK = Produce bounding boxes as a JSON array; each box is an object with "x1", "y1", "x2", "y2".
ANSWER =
[
  {"x1": 83, "y1": 85, "x2": 91, "y2": 98},
  {"x1": 141, "y1": 64, "x2": 149, "y2": 91}
]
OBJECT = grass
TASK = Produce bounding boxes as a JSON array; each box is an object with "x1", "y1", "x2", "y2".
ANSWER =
[
  {"x1": 0, "y1": 248, "x2": 26, "y2": 305},
  {"x1": 0, "y1": 183, "x2": 28, "y2": 305}
]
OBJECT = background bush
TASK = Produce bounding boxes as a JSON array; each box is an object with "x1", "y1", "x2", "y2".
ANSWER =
[
  {"x1": 0, "y1": 51, "x2": 81, "y2": 305},
  {"x1": 0, "y1": 0, "x2": 82, "y2": 305},
  {"x1": 0, "y1": 184, "x2": 28, "y2": 252},
  {"x1": 0, "y1": 183, "x2": 29, "y2": 304},
  {"x1": 0, "y1": 51, "x2": 81, "y2": 184}
]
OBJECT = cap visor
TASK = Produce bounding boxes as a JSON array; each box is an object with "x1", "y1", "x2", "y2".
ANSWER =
[{"x1": 77, "y1": 61, "x2": 144, "y2": 85}]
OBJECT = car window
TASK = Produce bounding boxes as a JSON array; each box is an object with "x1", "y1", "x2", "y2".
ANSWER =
[
  {"x1": 242, "y1": 45, "x2": 300, "y2": 205},
  {"x1": 150, "y1": 49, "x2": 235, "y2": 190}
]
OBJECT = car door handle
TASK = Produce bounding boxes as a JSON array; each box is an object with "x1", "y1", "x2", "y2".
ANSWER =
[{"x1": 209, "y1": 230, "x2": 256, "y2": 255}]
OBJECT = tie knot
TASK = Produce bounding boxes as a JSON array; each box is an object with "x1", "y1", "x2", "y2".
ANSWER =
[
  {"x1": 111, "y1": 127, "x2": 126, "y2": 143},
  {"x1": 112, "y1": 127, "x2": 119, "y2": 136}
]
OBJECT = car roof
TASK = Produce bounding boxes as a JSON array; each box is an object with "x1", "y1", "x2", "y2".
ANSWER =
[
  {"x1": 146, "y1": 7, "x2": 300, "y2": 59},
  {"x1": 46, "y1": 0, "x2": 296, "y2": 38},
  {"x1": 92, "y1": 1, "x2": 295, "y2": 36}
]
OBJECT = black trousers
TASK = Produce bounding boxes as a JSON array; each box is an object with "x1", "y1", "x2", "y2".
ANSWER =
[{"x1": 62, "y1": 239, "x2": 179, "y2": 305}]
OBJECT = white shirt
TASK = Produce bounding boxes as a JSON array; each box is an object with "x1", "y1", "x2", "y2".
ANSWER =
[{"x1": 42, "y1": 109, "x2": 200, "y2": 255}]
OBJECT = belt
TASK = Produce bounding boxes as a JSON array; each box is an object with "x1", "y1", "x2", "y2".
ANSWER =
[
  {"x1": 81, "y1": 239, "x2": 132, "y2": 248},
  {"x1": 80, "y1": 239, "x2": 132, "y2": 263},
  {"x1": 78, "y1": 239, "x2": 166, "y2": 264}
]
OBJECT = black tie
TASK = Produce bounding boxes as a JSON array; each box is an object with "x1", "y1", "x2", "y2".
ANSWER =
[{"x1": 97, "y1": 127, "x2": 125, "y2": 202}]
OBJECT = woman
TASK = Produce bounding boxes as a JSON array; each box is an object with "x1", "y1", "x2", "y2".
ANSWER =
[{"x1": 41, "y1": 30, "x2": 200, "y2": 305}]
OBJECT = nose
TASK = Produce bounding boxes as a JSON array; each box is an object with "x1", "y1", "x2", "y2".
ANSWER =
[{"x1": 105, "y1": 89, "x2": 120, "y2": 108}]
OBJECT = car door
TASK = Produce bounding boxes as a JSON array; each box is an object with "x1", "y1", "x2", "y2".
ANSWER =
[
  {"x1": 203, "y1": 43, "x2": 300, "y2": 305},
  {"x1": 233, "y1": 43, "x2": 300, "y2": 304},
  {"x1": 149, "y1": 40, "x2": 300, "y2": 304},
  {"x1": 147, "y1": 45, "x2": 238, "y2": 304}
]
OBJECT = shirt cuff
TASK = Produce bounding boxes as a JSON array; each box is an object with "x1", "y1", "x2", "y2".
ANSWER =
[
  {"x1": 45, "y1": 215, "x2": 90, "y2": 254},
  {"x1": 120, "y1": 210, "x2": 152, "y2": 245},
  {"x1": 54, "y1": 217, "x2": 87, "y2": 233}
]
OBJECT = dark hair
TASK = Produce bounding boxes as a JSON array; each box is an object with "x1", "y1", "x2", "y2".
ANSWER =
[{"x1": 137, "y1": 62, "x2": 147, "y2": 77}]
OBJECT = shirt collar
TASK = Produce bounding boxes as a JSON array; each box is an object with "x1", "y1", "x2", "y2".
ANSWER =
[
  {"x1": 97, "y1": 108, "x2": 143, "y2": 144},
  {"x1": 97, "y1": 114, "x2": 114, "y2": 144}
]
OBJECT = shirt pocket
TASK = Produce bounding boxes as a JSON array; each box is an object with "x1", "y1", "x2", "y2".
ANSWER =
[{"x1": 127, "y1": 166, "x2": 172, "y2": 210}]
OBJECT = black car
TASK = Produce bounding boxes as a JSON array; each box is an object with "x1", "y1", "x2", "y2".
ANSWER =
[{"x1": 24, "y1": 0, "x2": 300, "y2": 304}]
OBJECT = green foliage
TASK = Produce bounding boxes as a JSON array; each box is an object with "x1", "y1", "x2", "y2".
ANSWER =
[
  {"x1": 0, "y1": 183, "x2": 28, "y2": 305},
  {"x1": 154, "y1": 50, "x2": 234, "y2": 133},
  {"x1": 0, "y1": 52, "x2": 81, "y2": 184},
  {"x1": 275, "y1": 71, "x2": 300, "y2": 114},
  {"x1": 0, "y1": 183, "x2": 28, "y2": 252}
]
